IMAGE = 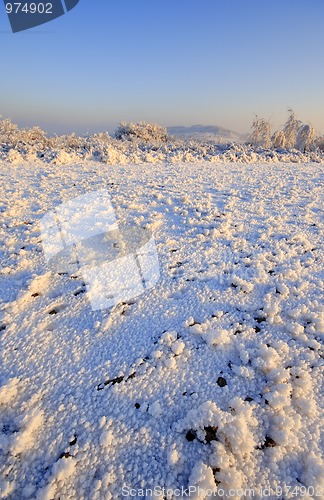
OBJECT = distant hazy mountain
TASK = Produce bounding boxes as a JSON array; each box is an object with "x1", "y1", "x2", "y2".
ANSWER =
[{"x1": 167, "y1": 125, "x2": 246, "y2": 143}]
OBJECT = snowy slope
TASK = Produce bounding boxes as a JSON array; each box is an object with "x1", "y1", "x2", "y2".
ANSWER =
[
  {"x1": 0, "y1": 159, "x2": 323, "y2": 499},
  {"x1": 167, "y1": 125, "x2": 246, "y2": 143}
]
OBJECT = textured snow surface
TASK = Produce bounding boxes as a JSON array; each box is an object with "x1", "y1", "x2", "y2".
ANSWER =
[{"x1": 0, "y1": 159, "x2": 323, "y2": 499}]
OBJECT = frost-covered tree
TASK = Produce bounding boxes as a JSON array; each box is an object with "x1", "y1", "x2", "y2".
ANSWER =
[
  {"x1": 271, "y1": 130, "x2": 286, "y2": 149},
  {"x1": 20, "y1": 126, "x2": 48, "y2": 146},
  {"x1": 280, "y1": 110, "x2": 316, "y2": 151},
  {"x1": 0, "y1": 117, "x2": 20, "y2": 146},
  {"x1": 249, "y1": 115, "x2": 271, "y2": 148},
  {"x1": 115, "y1": 121, "x2": 168, "y2": 142},
  {"x1": 0, "y1": 118, "x2": 48, "y2": 149},
  {"x1": 295, "y1": 124, "x2": 316, "y2": 152},
  {"x1": 282, "y1": 109, "x2": 302, "y2": 149},
  {"x1": 315, "y1": 135, "x2": 324, "y2": 152}
]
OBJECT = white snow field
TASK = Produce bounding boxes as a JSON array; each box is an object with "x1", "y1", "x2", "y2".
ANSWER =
[{"x1": 0, "y1": 158, "x2": 323, "y2": 499}]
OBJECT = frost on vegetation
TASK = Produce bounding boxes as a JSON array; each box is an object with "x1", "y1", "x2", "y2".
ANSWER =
[
  {"x1": 250, "y1": 115, "x2": 271, "y2": 149},
  {"x1": 249, "y1": 109, "x2": 317, "y2": 153},
  {"x1": 114, "y1": 121, "x2": 168, "y2": 143},
  {"x1": 1, "y1": 117, "x2": 323, "y2": 165},
  {"x1": 7, "y1": 148, "x2": 23, "y2": 164}
]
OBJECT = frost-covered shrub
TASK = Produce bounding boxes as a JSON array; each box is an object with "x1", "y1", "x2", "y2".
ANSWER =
[
  {"x1": 279, "y1": 110, "x2": 316, "y2": 151},
  {"x1": 271, "y1": 130, "x2": 286, "y2": 149},
  {"x1": 0, "y1": 114, "x2": 323, "y2": 165},
  {"x1": 296, "y1": 124, "x2": 316, "y2": 152},
  {"x1": 0, "y1": 118, "x2": 20, "y2": 147},
  {"x1": 114, "y1": 121, "x2": 168, "y2": 142},
  {"x1": 19, "y1": 126, "x2": 48, "y2": 146},
  {"x1": 282, "y1": 109, "x2": 302, "y2": 149},
  {"x1": 49, "y1": 132, "x2": 93, "y2": 153},
  {"x1": 51, "y1": 150, "x2": 79, "y2": 165},
  {"x1": 0, "y1": 117, "x2": 48, "y2": 150},
  {"x1": 7, "y1": 148, "x2": 23, "y2": 164},
  {"x1": 315, "y1": 135, "x2": 324, "y2": 152},
  {"x1": 249, "y1": 115, "x2": 271, "y2": 148},
  {"x1": 252, "y1": 110, "x2": 317, "y2": 152}
]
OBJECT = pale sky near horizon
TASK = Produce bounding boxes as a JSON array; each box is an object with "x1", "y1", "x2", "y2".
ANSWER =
[{"x1": 0, "y1": 0, "x2": 323, "y2": 135}]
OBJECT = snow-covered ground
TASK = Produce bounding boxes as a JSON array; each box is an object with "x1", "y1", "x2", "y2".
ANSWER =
[{"x1": 0, "y1": 158, "x2": 323, "y2": 499}]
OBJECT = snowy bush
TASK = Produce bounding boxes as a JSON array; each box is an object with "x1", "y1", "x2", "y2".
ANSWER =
[
  {"x1": 315, "y1": 135, "x2": 324, "y2": 152},
  {"x1": 249, "y1": 115, "x2": 271, "y2": 148},
  {"x1": 282, "y1": 109, "x2": 302, "y2": 149},
  {"x1": 114, "y1": 121, "x2": 168, "y2": 142},
  {"x1": 271, "y1": 130, "x2": 286, "y2": 149},
  {"x1": 0, "y1": 117, "x2": 20, "y2": 147},
  {"x1": 7, "y1": 149, "x2": 23, "y2": 164},
  {"x1": 0, "y1": 115, "x2": 323, "y2": 165},
  {"x1": 295, "y1": 124, "x2": 316, "y2": 152},
  {"x1": 275, "y1": 109, "x2": 316, "y2": 151},
  {"x1": 49, "y1": 132, "x2": 89, "y2": 151},
  {"x1": 0, "y1": 117, "x2": 48, "y2": 150},
  {"x1": 19, "y1": 126, "x2": 48, "y2": 146},
  {"x1": 250, "y1": 109, "x2": 317, "y2": 152}
]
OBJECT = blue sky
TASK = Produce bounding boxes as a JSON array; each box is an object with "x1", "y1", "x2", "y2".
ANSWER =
[{"x1": 1, "y1": 0, "x2": 324, "y2": 135}]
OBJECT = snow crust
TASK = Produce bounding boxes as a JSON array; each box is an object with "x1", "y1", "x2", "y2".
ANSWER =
[{"x1": 0, "y1": 158, "x2": 323, "y2": 498}]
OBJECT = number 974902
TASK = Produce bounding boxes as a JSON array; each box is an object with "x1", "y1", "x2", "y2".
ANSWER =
[{"x1": 5, "y1": 3, "x2": 53, "y2": 14}]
